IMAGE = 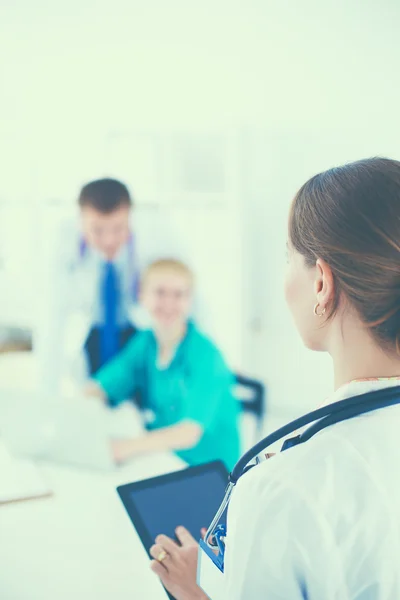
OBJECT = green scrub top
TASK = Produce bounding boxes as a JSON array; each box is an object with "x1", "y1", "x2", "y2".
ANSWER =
[{"x1": 94, "y1": 322, "x2": 240, "y2": 470}]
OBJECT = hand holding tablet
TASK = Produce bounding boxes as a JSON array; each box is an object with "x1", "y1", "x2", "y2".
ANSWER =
[{"x1": 117, "y1": 461, "x2": 229, "y2": 599}]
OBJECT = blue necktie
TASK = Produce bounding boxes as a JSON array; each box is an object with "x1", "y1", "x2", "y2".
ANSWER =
[{"x1": 100, "y1": 262, "x2": 119, "y2": 366}]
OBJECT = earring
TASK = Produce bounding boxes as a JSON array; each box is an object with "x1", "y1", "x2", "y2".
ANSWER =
[{"x1": 313, "y1": 303, "x2": 326, "y2": 317}]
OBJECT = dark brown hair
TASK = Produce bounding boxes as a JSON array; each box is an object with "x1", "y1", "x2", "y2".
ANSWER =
[
  {"x1": 79, "y1": 178, "x2": 132, "y2": 213},
  {"x1": 289, "y1": 157, "x2": 400, "y2": 353}
]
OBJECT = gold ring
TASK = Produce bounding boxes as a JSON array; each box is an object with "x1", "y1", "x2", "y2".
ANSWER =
[{"x1": 157, "y1": 550, "x2": 168, "y2": 563}]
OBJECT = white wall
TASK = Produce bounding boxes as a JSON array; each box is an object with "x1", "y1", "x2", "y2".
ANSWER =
[{"x1": 2, "y1": 1, "x2": 400, "y2": 146}]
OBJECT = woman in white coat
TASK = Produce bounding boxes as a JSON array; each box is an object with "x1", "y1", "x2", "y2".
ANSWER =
[{"x1": 148, "y1": 157, "x2": 400, "y2": 600}]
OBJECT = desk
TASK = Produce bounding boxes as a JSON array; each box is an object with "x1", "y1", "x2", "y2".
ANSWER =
[
  {"x1": 0, "y1": 453, "x2": 183, "y2": 600},
  {"x1": 0, "y1": 353, "x2": 183, "y2": 599}
]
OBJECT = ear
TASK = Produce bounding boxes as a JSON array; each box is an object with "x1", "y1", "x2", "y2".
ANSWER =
[{"x1": 314, "y1": 258, "x2": 335, "y2": 309}]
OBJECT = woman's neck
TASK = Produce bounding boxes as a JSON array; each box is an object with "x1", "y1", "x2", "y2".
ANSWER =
[
  {"x1": 329, "y1": 323, "x2": 400, "y2": 390},
  {"x1": 155, "y1": 322, "x2": 187, "y2": 366}
]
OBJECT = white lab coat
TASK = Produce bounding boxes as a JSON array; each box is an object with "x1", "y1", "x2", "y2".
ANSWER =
[
  {"x1": 222, "y1": 378, "x2": 400, "y2": 599},
  {"x1": 35, "y1": 211, "x2": 210, "y2": 395}
]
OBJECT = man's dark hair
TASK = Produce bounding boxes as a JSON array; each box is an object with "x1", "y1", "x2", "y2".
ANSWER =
[{"x1": 78, "y1": 178, "x2": 132, "y2": 213}]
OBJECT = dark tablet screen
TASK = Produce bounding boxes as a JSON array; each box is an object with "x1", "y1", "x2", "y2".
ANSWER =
[{"x1": 117, "y1": 461, "x2": 228, "y2": 548}]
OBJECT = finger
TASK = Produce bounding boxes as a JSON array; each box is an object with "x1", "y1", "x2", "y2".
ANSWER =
[
  {"x1": 150, "y1": 559, "x2": 171, "y2": 584},
  {"x1": 175, "y1": 526, "x2": 198, "y2": 547},
  {"x1": 149, "y1": 544, "x2": 169, "y2": 568},
  {"x1": 155, "y1": 535, "x2": 180, "y2": 557}
]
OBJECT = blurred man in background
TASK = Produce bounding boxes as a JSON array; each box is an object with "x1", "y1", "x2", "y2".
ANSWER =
[{"x1": 37, "y1": 177, "x2": 205, "y2": 395}]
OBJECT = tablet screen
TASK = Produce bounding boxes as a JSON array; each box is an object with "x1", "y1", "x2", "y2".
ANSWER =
[{"x1": 117, "y1": 461, "x2": 228, "y2": 549}]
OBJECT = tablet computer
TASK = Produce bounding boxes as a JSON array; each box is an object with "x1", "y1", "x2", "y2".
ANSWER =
[{"x1": 117, "y1": 460, "x2": 229, "y2": 599}]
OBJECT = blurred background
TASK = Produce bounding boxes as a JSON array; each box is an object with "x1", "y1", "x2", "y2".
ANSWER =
[
  {"x1": 1, "y1": 0, "x2": 400, "y2": 422},
  {"x1": 2, "y1": 3, "x2": 400, "y2": 599}
]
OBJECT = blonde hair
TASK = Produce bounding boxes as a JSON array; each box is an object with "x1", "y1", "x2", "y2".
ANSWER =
[{"x1": 141, "y1": 259, "x2": 194, "y2": 288}]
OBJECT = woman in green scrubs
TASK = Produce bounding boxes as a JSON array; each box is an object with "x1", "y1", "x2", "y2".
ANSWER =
[{"x1": 85, "y1": 259, "x2": 240, "y2": 470}]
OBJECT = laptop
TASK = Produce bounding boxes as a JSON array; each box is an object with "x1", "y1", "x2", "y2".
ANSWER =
[{"x1": 0, "y1": 390, "x2": 115, "y2": 470}]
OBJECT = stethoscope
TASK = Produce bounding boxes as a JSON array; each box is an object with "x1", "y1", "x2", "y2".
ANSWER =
[{"x1": 203, "y1": 385, "x2": 400, "y2": 570}]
